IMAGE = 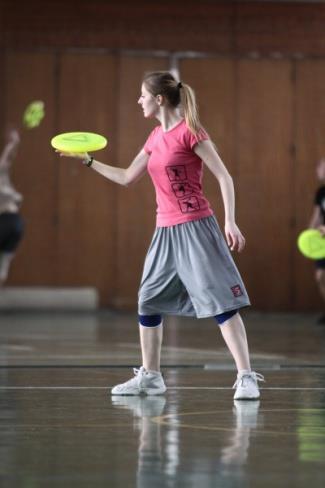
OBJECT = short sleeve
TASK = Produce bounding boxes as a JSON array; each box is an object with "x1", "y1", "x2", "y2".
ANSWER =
[
  {"x1": 143, "y1": 126, "x2": 160, "y2": 154},
  {"x1": 187, "y1": 126, "x2": 209, "y2": 149}
]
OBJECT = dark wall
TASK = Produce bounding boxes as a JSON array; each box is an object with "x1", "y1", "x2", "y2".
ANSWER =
[{"x1": 1, "y1": 1, "x2": 325, "y2": 55}]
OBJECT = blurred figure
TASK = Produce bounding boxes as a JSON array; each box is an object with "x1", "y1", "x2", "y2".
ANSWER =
[
  {"x1": 309, "y1": 158, "x2": 325, "y2": 322},
  {"x1": 0, "y1": 128, "x2": 24, "y2": 286}
]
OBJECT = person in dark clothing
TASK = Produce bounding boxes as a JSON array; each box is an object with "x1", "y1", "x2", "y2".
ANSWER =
[
  {"x1": 0, "y1": 128, "x2": 24, "y2": 286},
  {"x1": 309, "y1": 158, "x2": 325, "y2": 322}
]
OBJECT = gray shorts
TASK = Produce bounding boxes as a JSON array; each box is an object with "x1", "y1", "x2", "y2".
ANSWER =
[{"x1": 138, "y1": 216, "x2": 250, "y2": 319}]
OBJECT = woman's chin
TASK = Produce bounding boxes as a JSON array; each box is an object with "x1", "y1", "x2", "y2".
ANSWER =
[{"x1": 143, "y1": 112, "x2": 155, "y2": 119}]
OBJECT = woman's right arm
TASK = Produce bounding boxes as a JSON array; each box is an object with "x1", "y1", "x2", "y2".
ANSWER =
[{"x1": 59, "y1": 148, "x2": 149, "y2": 187}]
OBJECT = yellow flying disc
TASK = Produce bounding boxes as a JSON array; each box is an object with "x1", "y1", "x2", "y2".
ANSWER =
[
  {"x1": 23, "y1": 100, "x2": 45, "y2": 128},
  {"x1": 51, "y1": 132, "x2": 107, "y2": 153},
  {"x1": 297, "y1": 229, "x2": 325, "y2": 260}
]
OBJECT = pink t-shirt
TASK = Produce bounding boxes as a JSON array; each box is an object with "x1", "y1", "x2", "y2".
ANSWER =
[{"x1": 144, "y1": 119, "x2": 214, "y2": 227}]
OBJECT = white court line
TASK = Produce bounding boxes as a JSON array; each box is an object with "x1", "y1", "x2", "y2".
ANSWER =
[{"x1": 0, "y1": 386, "x2": 325, "y2": 390}]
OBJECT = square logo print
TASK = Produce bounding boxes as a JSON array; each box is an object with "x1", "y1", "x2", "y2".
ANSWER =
[
  {"x1": 172, "y1": 182, "x2": 193, "y2": 199},
  {"x1": 166, "y1": 165, "x2": 187, "y2": 182},
  {"x1": 231, "y1": 285, "x2": 243, "y2": 298},
  {"x1": 178, "y1": 196, "x2": 200, "y2": 213}
]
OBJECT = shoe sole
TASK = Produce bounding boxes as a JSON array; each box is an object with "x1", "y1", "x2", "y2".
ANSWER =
[
  {"x1": 111, "y1": 387, "x2": 167, "y2": 396},
  {"x1": 233, "y1": 395, "x2": 260, "y2": 401}
]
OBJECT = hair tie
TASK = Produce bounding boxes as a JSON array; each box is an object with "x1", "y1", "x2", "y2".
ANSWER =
[{"x1": 177, "y1": 82, "x2": 183, "y2": 89}]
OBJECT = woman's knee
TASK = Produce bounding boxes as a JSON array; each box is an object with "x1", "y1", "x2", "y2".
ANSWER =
[{"x1": 138, "y1": 314, "x2": 162, "y2": 327}]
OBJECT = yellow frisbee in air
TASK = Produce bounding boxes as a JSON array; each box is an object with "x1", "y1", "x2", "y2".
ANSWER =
[
  {"x1": 23, "y1": 100, "x2": 45, "y2": 128},
  {"x1": 297, "y1": 229, "x2": 325, "y2": 260},
  {"x1": 51, "y1": 132, "x2": 107, "y2": 153}
]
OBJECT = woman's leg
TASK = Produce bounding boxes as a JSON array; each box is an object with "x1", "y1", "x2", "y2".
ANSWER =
[
  {"x1": 139, "y1": 323, "x2": 163, "y2": 372},
  {"x1": 0, "y1": 252, "x2": 14, "y2": 285},
  {"x1": 111, "y1": 316, "x2": 165, "y2": 395},
  {"x1": 315, "y1": 268, "x2": 325, "y2": 302},
  {"x1": 219, "y1": 313, "x2": 251, "y2": 372},
  {"x1": 0, "y1": 213, "x2": 24, "y2": 285},
  {"x1": 218, "y1": 312, "x2": 264, "y2": 400}
]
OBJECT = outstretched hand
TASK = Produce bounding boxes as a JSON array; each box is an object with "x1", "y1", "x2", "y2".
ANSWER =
[
  {"x1": 55, "y1": 150, "x2": 88, "y2": 160},
  {"x1": 225, "y1": 222, "x2": 246, "y2": 252}
]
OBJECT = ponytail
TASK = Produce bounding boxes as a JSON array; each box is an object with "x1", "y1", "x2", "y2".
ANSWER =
[{"x1": 179, "y1": 83, "x2": 202, "y2": 137}]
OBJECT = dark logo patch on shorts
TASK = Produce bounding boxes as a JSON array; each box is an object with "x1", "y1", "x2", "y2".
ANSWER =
[{"x1": 231, "y1": 285, "x2": 243, "y2": 298}]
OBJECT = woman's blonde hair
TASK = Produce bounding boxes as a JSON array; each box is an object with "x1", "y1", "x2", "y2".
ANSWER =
[{"x1": 142, "y1": 71, "x2": 202, "y2": 136}]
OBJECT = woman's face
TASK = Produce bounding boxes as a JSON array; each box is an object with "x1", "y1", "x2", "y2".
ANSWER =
[{"x1": 138, "y1": 84, "x2": 159, "y2": 119}]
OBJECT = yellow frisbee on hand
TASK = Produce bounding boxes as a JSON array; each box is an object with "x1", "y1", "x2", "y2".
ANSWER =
[
  {"x1": 51, "y1": 132, "x2": 107, "y2": 153},
  {"x1": 297, "y1": 229, "x2": 325, "y2": 260},
  {"x1": 23, "y1": 100, "x2": 45, "y2": 128}
]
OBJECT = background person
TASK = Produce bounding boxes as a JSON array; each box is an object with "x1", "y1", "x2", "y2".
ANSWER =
[
  {"x1": 0, "y1": 128, "x2": 24, "y2": 286},
  {"x1": 309, "y1": 158, "x2": 325, "y2": 323}
]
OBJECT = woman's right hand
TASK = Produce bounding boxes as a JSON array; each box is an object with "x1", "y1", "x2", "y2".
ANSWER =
[{"x1": 56, "y1": 150, "x2": 88, "y2": 160}]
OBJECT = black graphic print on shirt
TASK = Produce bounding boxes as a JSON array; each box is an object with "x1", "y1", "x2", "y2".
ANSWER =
[{"x1": 166, "y1": 165, "x2": 201, "y2": 214}]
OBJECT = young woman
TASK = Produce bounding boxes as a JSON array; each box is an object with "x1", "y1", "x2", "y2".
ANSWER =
[
  {"x1": 0, "y1": 128, "x2": 24, "y2": 285},
  {"x1": 58, "y1": 71, "x2": 264, "y2": 400}
]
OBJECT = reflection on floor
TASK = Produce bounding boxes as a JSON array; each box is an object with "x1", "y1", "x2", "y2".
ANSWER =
[{"x1": 0, "y1": 310, "x2": 325, "y2": 487}]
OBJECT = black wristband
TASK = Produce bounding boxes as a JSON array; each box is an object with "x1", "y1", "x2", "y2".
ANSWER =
[{"x1": 85, "y1": 156, "x2": 94, "y2": 167}]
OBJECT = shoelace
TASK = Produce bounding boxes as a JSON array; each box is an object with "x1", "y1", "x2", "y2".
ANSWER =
[
  {"x1": 120, "y1": 367, "x2": 146, "y2": 386},
  {"x1": 133, "y1": 367, "x2": 146, "y2": 377},
  {"x1": 233, "y1": 372, "x2": 265, "y2": 389}
]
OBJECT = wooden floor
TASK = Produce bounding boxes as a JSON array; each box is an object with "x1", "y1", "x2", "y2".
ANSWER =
[{"x1": 0, "y1": 310, "x2": 325, "y2": 487}]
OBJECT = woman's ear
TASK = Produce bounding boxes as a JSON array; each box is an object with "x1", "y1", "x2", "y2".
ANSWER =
[{"x1": 156, "y1": 94, "x2": 163, "y2": 106}]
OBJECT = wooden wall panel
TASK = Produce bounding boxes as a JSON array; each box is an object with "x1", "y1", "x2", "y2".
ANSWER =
[
  {"x1": 57, "y1": 53, "x2": 118, "y2": 304},
  {"x1": 5, "y1": 51, "x2": 57, "y2": 284},
  {"x1": 236, "y1": 2, "x2": 325, "y2": 56},
  {"x1": 113, "y1": 56, "x2": 169, "y2": 309},
  {"x1": 179, "y1": 57, "x2": 236, "y2": 225},
  {"x1": 236, "y1": 60, "x2": 293, "y2": 310},
  {"x1": 2, "y1": 1, "x2": 325, "y2": 57},
  {"x1": 294, "y1": 60, "x2": 325, "y2": 310}
]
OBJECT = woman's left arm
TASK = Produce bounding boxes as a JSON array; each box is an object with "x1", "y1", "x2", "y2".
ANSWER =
[{"x1": 194, "y1": 139, "x2": 245, "y2": 252}]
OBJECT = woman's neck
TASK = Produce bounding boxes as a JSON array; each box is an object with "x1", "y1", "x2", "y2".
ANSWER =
[{"x1": 156, "y1": 108, "x2": 183, "y2": 132}]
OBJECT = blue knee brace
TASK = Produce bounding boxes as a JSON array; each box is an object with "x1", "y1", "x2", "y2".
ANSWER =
[
  {"x1": 215, "y1": 309, "x2": 238, "y2": 325},
  {"x1": 138, "y1": 314, "x2": 162, "y2": 327}
]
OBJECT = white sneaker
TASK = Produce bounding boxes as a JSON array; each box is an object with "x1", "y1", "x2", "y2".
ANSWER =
[
  {"x1": 111, "y1": 367, "x2": 166, "y2": 396},
  {"x1": 233, "y1": 371, "x2": 265, "y2": 400}
]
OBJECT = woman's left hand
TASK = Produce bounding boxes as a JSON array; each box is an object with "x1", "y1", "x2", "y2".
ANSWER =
[{"x1": 225, "y1": 221, "x2": 246, "y2": 252}]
